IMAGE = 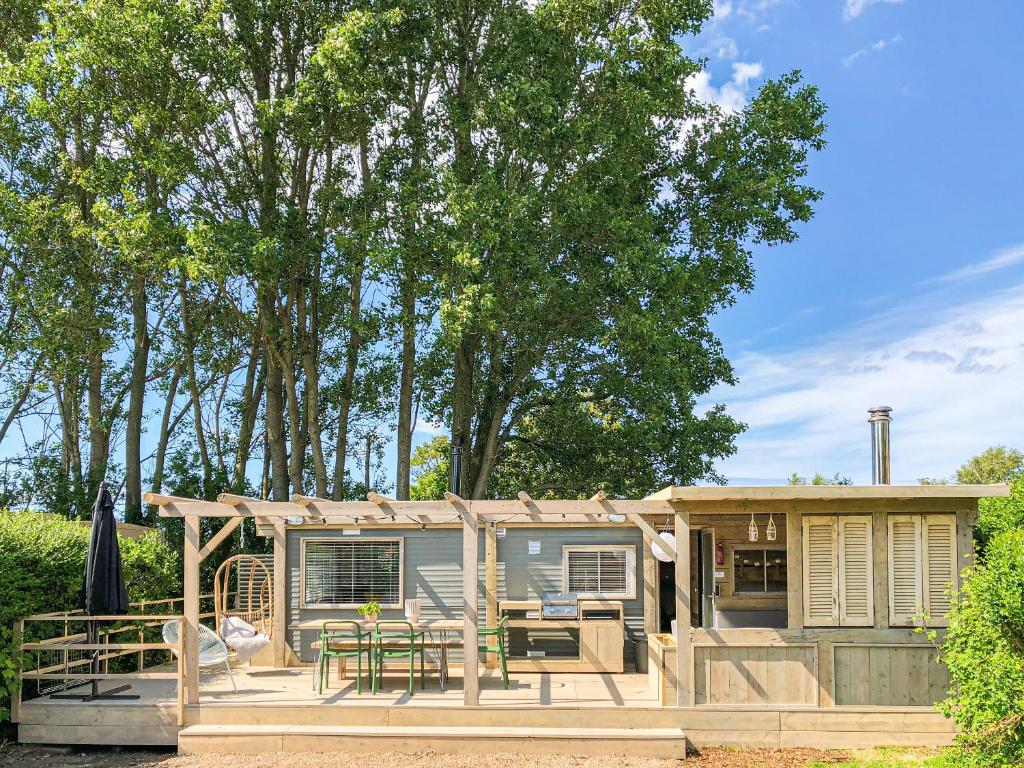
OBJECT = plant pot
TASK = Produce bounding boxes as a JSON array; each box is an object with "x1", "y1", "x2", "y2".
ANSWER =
[{"x1": 364, "y1": 614, "x2": 379, "y2": 625}]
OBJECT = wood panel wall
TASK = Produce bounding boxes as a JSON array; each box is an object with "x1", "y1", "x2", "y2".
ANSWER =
[
  {"x1": 693, "y1": 644, "x2": 817, "y2": 705},
  {"x1": 833, "y1": 644, "x2": 949, "y2": 706}
]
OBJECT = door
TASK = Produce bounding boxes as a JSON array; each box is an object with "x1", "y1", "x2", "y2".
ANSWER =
[{"x1": 700, "y1": 528, "x2": 716, "y2": 628}]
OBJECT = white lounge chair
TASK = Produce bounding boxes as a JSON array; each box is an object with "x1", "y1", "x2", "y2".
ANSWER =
[{"x1": 162, "y1": 619, "x2": 236, "y2": 692}]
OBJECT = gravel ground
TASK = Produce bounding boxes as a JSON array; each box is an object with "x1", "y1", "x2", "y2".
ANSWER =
[{"x1": 0, "y1": 745, "x2": 855, "y2": 768}]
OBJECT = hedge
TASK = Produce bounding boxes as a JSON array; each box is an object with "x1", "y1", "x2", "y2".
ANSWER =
[{"x1": 0, "y1": 511, "x2": 180, "y2": 723}]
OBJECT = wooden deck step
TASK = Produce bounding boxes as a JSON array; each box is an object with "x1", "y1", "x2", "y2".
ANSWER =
[{"x1": 177, "y1": 724, "x2": 687, "y2": 758}]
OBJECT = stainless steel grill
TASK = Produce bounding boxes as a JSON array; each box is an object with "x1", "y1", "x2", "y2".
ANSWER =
[{"x1": 541, "y1": 592, "x2": 579, "y2": 619}]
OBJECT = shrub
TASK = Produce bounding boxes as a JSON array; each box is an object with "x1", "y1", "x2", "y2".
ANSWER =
[
  {"x1": 0, "y1": 511, "x2": 180, "y2": 723},
  {"x1": 940, "y1": 527, "x2": 1024, "y2": 766}
]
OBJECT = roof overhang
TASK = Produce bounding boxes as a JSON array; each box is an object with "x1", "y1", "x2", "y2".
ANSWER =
[{"x1": 656, "y1": 484, "x2": 1010, "y2": 503}]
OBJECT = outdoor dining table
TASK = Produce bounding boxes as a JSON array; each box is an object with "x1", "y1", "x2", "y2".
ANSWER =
[{"x1": 295, "y1": 618, "x2": 465, "y2": 692}]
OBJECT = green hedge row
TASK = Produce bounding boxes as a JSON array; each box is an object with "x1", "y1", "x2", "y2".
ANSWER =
[{"x1": 0, "y1": 511, "x2": 180, "y2": 723}]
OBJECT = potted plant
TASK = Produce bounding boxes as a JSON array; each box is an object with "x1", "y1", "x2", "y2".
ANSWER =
[{"x1": 357, "y1": 600, "x2": 382, "y2": 624}]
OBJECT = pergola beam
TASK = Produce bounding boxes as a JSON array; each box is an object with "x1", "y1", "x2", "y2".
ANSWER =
[
  {"x1": 197, "y1": 517, "x2": 243, "y2": 563},
  {"x1": 624, "y1": 509, "x2": 676, "y2": 562}
]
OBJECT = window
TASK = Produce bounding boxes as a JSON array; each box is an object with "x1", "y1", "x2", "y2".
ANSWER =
[
  {"x1": 301, "y1": 538, "x2": 403, "y2": 608},
  {"x1": 802, "y1": 515, "x2": 874, "y2": 627},
  {"x1": 888, "y1": 515, "x2": 956, "y2": 627},
  {"x1": 563, "y1": 545, "x2": 636, "y2": 599},
  {"x1": 733, "y1": 547, "x2": 787, "y2": 594}
]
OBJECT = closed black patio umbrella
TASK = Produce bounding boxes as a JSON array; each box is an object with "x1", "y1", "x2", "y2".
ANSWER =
[{"x1": 52, "y1": 482, "x2": 139, "y2": 700}]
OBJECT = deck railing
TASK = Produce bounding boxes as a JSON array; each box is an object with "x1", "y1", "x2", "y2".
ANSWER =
[{"x1": 12, "y1": 594, "x2": 220, "y2": 727}]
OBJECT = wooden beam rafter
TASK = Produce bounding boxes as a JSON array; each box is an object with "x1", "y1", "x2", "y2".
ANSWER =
[{"x1": 197, "y1": 517, "x2": 243, "y2": 563}]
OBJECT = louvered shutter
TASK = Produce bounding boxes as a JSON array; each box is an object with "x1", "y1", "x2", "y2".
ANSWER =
[
  {"x1": 888, "y1": 515, "x2": 923, "y2": 625},
  {"x1": 922, "y1": 515, "x2": 957, "y2": 627},
  {"x1": 838, "y1": 516, "x2": 874, "y2": 626},
  {"x1": 803, "y1": 516, "x2": 839, "y2": 626}
]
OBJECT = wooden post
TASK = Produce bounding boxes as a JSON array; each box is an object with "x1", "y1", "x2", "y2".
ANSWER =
[
  {"x1": 462, "y1": 500, "x2": 480, "y2": 705},
  {"x1": 673, "y1": 506, "x2": 692, "y2": 707},
  {"x1": 183, "y1": 513, "x2": 201, "y2": 705},
  {"x1": 872, "y1": 509, "x2": 889, "y2": 629},
  {"x1": 642, "y1": 532, "x2": 658, "y2": 637},
  {"x1": 484, "y1": 522, "x2": 498, "y2": 669},
  {"x1": 272, "y1": 522, "x2": 287, "y2": 667},
  {"x1": 786, "y1": 511, "x2": 803, "y2": 629},
  {"x1": 176, "y1": 624, "x2": 185, "y2": 725},
  {"x1": 11, "y1": 618, "x2": 23, "y2": 724}
]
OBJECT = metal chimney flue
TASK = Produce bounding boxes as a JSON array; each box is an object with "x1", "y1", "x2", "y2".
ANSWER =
[
  {"x1": 868, "y1": 406, "x2": 892, "y2": 484},
  {"x1": 449, "y1": 444, "x2": 463, "y2": 496}
]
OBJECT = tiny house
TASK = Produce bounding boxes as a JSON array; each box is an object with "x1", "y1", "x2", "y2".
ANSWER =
[{"x1": 12, "y1": 410, "x2": 1010, "y2": 755}]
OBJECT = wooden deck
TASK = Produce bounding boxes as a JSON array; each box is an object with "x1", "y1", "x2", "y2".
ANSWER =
[{"x1": 17, "y1": 663, "x2": 957, "y2": 754}]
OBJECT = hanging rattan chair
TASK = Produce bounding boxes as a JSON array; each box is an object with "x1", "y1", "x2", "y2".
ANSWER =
[{"x1": 214, "y1": 554, "x2": 273, "y2": 639}]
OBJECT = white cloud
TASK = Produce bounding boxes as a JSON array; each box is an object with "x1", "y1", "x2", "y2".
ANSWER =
[
  {"x1": 843, "y1": 0, "x2": 904, "y2": 22},
  {"x1": 704, "y1": 278, "x2": 1024, "y2": 484},
  {"x1": 931, "y1": 244, "x2": 1024, "y2": 283},
  {"x1": 842, "y1": 33, "x2": 902, "y2": 67},
  {"x1": 688, "y1": 61, "x2": 764, "y2": 112}
]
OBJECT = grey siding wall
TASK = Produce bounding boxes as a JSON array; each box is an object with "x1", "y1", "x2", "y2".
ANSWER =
[
  {"x1": 287, "y1": 528, "x2": 494, "y2": 663},
  {"x1": 285, "y1": 526, "x2": 644, "y2": 664},
  {"x1": 499, "y1": 527, "x2": 645, "y2": 663}
]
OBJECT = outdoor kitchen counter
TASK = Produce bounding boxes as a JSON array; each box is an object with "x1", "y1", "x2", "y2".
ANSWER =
[{"x1": 498, "y1": 600, "x2": 625, "y2": 674}]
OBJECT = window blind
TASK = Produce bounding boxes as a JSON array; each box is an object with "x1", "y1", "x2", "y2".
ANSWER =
[
  {"x1": 565, "y1": 548, "x2": 632, "y2": 597},
  {"x1": 303, "y1": 539, "x2": 401, "y2": 607}
]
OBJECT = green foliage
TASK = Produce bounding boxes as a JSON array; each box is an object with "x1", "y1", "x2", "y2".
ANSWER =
[
  {"x1": 357, "y1": 600, "x2": 382, "y2": 617},
  {"x1": 975, "y1": 476, "x2": 1024, "y2": 558},
  {"x1": 939, "y1": 527, "x2": 1024, "y2": 766},
  {"x1": 409, "y1": 436, "x2": 451, "y2": 501},
  {"x1": 0, "y1": 511, "x2": 180, "y2": 722},
  {"x1": 957, "y1": 446, "x2": 1024, "y2": 485},
  {"x1": 788, "y1": 472, "x2": 853, "y2": 486}
]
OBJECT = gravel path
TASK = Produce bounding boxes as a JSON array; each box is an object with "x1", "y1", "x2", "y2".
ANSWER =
[{"x1": 0, "y1": 745, "x2": 855, "y2": 768}]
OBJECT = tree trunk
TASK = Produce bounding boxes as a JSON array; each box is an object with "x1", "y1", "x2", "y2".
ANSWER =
[
  {"x1": 178, "y1": 274, "x2": 213, "y2": 485},
  {"x1": 85, "y1": 346, "x2": 109, "y2": 505},
  {"x1": 124, "y1": 272, "x2": 149, "y2": 524},
  {"x1": 332, "y1": 130, "x2": 371, "y2": 500},
  {"x1": 232, "y1": 341, "x2": 263, "y2": 494},
  {"x1": 395, "y1": 274, "x2": 416, "y2": 500},
  {"x1": 263, "y1": 346, "x2": 289, "y2": 501},
  {"x1": 0, "y1": 360, "x2": 40, "y2": 445},
  {"x1": 150, "y1": 366, "x2": 181, "y2": 520},
  {"x1": 450, "y1": 333, "x2": 479, "y2": 496}
]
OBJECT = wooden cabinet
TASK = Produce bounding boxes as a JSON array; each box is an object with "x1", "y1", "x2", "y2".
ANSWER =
[{"x1": 499, "y1": 600, "x2": 624, "y2": 673}]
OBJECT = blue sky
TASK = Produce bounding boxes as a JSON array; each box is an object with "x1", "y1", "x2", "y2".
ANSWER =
[{"x1": 685, "y1": 0, "x2": 1024, "y2": 484}]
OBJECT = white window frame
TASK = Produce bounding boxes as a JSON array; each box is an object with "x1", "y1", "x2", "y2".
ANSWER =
[
  {"x1": 300, "y1": 537, "x2": 404, "y2": 609},
  {"x1": 731, "y1": 544, "x2": 788, "y2": 596},
  {"x1": 562, "y1": 544, "x2": 636, "y2": 600}
]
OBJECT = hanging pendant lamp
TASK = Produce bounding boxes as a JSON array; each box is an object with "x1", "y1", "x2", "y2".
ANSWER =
[
  {"x1": 748, "y1": 512, "x2": 759, "y2": 542},
  {"x1": 766, "y1": 512, "x2": 777, "y2": 541}
]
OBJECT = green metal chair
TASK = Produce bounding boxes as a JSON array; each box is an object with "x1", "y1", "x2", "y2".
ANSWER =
[
  {"x1": 478, "y1": 614, "x2": 510, "y2": 689},
  {"x1": 315, "y1": 620, "x2": 372, "y2": 695},
  {"x1": 372, "y1": 620, "x2": 425, "y2": 695}
]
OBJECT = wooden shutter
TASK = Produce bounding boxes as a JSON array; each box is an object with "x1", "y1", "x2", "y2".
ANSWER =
[
  {"x1": 888, "y1": 515, "x2": 923, "y2": 626},
  {"x1": 838, "y1": 516, "x2": 874, "y2": 626},
  {"x1": 803, "y1": 516, "x2": 838, "y2": 626},
  {"x1": 922, "y1": 515, "x2": 957, "y2": 627}
]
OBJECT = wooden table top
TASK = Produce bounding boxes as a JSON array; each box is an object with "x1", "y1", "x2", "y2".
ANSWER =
[{"x1": 292, "y1": 618, "x2": 465, "y2": 632}]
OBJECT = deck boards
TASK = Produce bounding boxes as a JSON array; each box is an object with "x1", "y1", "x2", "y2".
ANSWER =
[{"x1": 18, "y1": 663, "x2": 957, "y2": 751}]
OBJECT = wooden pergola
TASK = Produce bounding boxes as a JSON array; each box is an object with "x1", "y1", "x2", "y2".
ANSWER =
[{"x1": 143, "y1": 490, "x2": 691, "y2": 708}]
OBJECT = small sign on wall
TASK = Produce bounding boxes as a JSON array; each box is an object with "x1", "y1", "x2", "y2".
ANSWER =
[
  {"x1": 528, "y1": 540, "x2": 541, "y2": 555},
  {"x1": 343, "y1": 529, "x2": 360, "y2": 536}
]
